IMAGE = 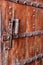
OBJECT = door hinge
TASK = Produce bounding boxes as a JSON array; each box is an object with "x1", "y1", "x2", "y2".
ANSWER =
[{"x1": 7, "y1": 0, "x2": 43, "y2": 9}]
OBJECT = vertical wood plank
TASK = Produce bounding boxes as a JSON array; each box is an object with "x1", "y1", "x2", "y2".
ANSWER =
[
  {"x1": 27, "y1": 6, "x2": 35, "y2": 65},
  {"x1": 1, "y1": 0, "x2": 43, "y2": 65}
]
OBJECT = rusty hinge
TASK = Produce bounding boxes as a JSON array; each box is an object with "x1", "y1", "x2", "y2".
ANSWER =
[
  {"x1": 12, "y1": 53, "x2": 43, "y2": 65},
  {"x1": 23, "y1": 53, "x2": 43, "y2": 65},
  {"x1": 3, "y1": 30, "x2": 43, "y2": 41},
  {"x1": 13, "y1": 30, "x2": 43, "y2": 38},
  {"x1": 7, "y1": 0, "x2": 43, "y2": 9}
]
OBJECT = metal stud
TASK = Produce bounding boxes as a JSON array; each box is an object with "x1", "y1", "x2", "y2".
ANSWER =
[
  {"x1": 33, "y1": 23, "x2": 35, "y2": 26},
  {"x1": 33, "y1": 9, "x2": 36, "y2": 12},
  {"x1": 36, "y1": 48, "x2": 39, "y2": 52},
  {"x1": 33, "y1": 26, "x2": 35, "y2": 29},
  {"x1": 9, "y1": 12, "x2": 12, "y2": 15},
  {"x1": 9, "y1": 6, "x2": 12, "y2": 10},
  {"x1": 33, "y1": 23, "x2": 35, "y2": 29}
]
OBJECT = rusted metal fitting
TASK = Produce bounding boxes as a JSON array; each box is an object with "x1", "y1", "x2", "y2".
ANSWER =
[
  {"x1": 16, "y1": 0, "x2": 19, "y2": 3},
  {"x1": 14, "y1": 19, "x2": 20, "y2": 34},
  {"x1": 8, "y1": 0, "x2": 43, "y2": 9},
  {"x1": 9, "y1": 6, "x2": 12, "y2": 9},
  {"x1": 10, "y1": 18, "x2": 20, "y2": 34},
  {"x1": 24, "y1": 1, "x2": 27, "y2": 4}
]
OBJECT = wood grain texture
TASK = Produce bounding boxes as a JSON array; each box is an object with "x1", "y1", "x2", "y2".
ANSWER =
[{"x1": 0, "y1": 0, "x2": 43, "y2": 65}]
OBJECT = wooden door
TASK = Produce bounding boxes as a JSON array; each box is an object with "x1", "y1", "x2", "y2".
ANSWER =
[
  {"x1": 0, "y1": 3, "x2": 2, "y2": 65},
  {"x1": 1, "y1": 0, "x2": 43, "y2": 65}
]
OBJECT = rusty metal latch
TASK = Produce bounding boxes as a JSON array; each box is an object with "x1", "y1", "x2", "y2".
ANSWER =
[
  {"x1": 3, "y1": 18, "x2": 20, "y2": 49},
  {"x1": 10, "y1": 18, "x2": 20, "y2": 34},
  {"x1": 9, "y1": 18, "x2": 20, "y2": 48}
]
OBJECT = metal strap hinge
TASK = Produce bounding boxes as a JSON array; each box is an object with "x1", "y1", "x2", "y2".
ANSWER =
[
  {"x1": 7, "y1": 0, "x2": 43, "y2": 9},
  {"x1": 13, "y1": 30, "x2": 43, "y2": 38},
  {"x1": 13, "y1": 53, "x2": 43, "y2": 65},
  {"x1": 3, "y1": 30, "x2": 43, "y2": 41}
]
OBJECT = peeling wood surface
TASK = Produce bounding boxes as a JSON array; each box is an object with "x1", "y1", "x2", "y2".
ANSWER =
[{"x1": 0, "y1": 0, "x2": 43, "y2": 65}]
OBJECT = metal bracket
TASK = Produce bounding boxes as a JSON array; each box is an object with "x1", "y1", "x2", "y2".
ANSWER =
[
  {"x1": 13, "y1": 30, "x2": 43, "y2": 38},
  {"x1": 12, "y1": 53, "x2": 43, "y2": 65},
  {"x1": 9, "y1": 18, "x2": 20, "y2": 48},
  {"x1": 3, "y1": 30, "x2": 43, "y2": 41},
  {"x1": 23, "y1": 53, "x2": 43, "y2": 65},
  {"x1": 7, "y1": 0, "x2": 43, "y2": 9}
]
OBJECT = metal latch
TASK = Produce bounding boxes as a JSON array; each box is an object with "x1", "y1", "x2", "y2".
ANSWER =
[
  {"x1": 14, "y1": 19, "x2": 20, "y2": 34},
  {"x1": 9, "y1": 18, "x2": 20, "y2": 48}
]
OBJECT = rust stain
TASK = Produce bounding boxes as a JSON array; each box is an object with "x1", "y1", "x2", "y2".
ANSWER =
[{"x1": 0, "y1": 0, "x2": 43, "y2": 65}]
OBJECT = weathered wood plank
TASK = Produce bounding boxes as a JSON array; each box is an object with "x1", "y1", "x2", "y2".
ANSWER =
[
  {"x1": 1, "y1": 0, "x2": 43, "y2": 65},
  {"x1": 0, "y1": 6, "x2": 2, "y2": 65}
]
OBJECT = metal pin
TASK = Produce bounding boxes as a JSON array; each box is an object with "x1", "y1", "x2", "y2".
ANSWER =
[
  {"x1": 33, "y1": 9, "x2": 36, "y2": 12},
  {"x1": 33, "y1": 23, "x2": 35, "y2": 26},
  {"x1": 9, "y1": 6, "x2": 12, "y2": 10}
]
